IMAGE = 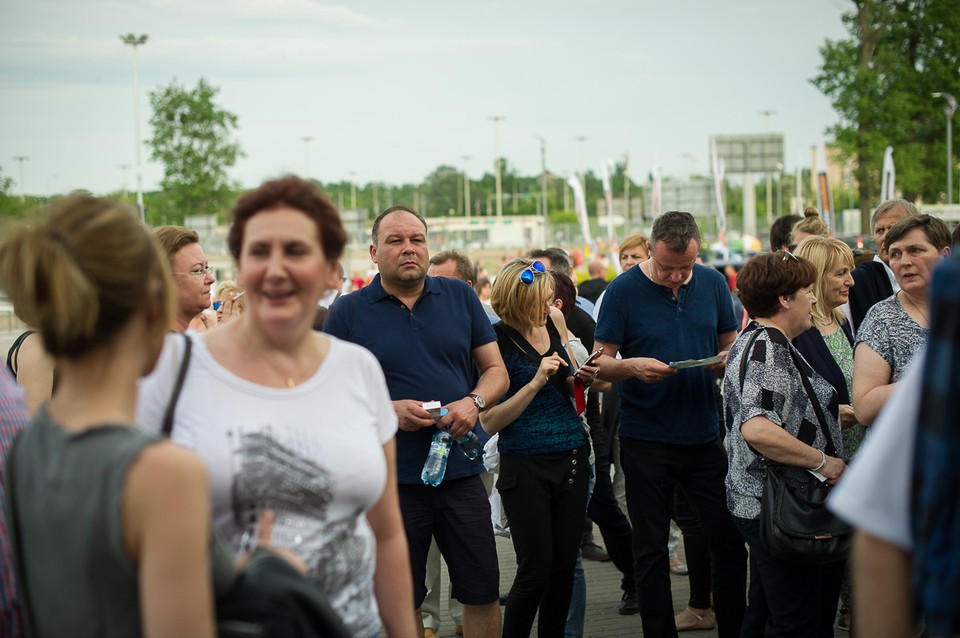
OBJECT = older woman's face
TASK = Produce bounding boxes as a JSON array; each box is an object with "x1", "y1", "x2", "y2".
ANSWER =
[
  {"x1": 237, "y1": 206, "x2": 333, "y2": 329},
  {"x1": 821, "y1": 258, "x2": 854, "y2": 312},
  {"x1": 620, "y1": 246, "x2": 648, "y2": 270},
  {"x1": 888, "y1": 228, "x2": 947, "y2": 297},
  {"x1": 786, "y1": 285, "x2": 817, "y2": 337},
  {"x1": 171, "y1": 242, "x2": 214, "y2": 322}
]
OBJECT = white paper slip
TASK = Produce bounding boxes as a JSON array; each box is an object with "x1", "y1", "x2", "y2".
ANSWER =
[{"x1": 667, "y1": 354, "x2": 726, "y2": 369}]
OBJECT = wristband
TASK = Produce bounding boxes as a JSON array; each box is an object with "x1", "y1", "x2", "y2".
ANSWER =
[{"x1": 811, "y1": 449, "x2": 827, "y2": 472}]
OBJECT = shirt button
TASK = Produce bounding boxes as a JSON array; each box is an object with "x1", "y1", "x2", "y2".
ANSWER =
[
  {"x1": 572, "y1": 469, "x2": 577, "y2": 475},
  {"x1": 568, "y1": 478, "x2": 575, "y2": 484},
  {"x1": 572, "y1": 459, "x2": 578, "y2": 465},
  {"x1": 573, "y1": 449, "x2": 579, "y2": 455}
]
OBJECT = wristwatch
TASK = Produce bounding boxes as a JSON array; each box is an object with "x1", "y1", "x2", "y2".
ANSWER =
[{"x1": 468, "y1": 393, "x2": 486, "y2": 411}]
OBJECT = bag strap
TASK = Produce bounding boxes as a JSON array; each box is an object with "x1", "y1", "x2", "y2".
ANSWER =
[
  {"x1": 5, "y1": 330, "x2": 36, "y2": 378},
  {"x1": 786, "y1": 345, "x2": 838, "y2": 458},
  {"x1": 6, "y1": 433, "x2": 36, "y2": 637},
  {"x1": 161, "y1": 333, "x2": 192, "y2": 437},
  {"x1": 739, "y1": 324, "x2": 837, "y2": 459}
]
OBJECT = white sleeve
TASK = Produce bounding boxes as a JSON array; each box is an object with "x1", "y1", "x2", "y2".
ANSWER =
[
  {"x1": 828, "y1": 350, "x2": 924, "y2": 550},
  {"x1": 357, "y1": 346, "x2": 398, "y2": 444}
]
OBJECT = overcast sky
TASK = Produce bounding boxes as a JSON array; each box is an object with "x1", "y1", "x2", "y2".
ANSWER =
[{"x1": 1, "y1": 0, "x2": 850, "y2": 197}]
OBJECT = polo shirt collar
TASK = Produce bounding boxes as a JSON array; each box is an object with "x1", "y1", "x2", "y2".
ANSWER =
[{"x1": 365, "y1": 273, "x2": 442, "y2": 304}]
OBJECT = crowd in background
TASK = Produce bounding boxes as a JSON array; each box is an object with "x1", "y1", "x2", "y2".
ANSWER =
[{"x1": 0, "y1": 179, "x2": 958, "y2": 638}]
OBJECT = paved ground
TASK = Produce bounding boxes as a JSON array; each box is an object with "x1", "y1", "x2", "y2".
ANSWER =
[{"x1": 421, "y1": 536, "x2": 719, "y2": 638}]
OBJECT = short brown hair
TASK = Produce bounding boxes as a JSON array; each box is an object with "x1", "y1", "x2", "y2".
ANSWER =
[
  {"x1": 152, "y1": 225, "x2": 199, "y2": 266},
  {"x1": 735, "y1": 251, "x2": 817, "y2": 319},
  {"x1": 883, "y1": 214, "x2": 951, "y2": 253},
  {"x1": 651, "y1": 211, "x2": 701, "y2": 254},
  {"x1": 229, "y1": 175, "x2": 346, "y2": 262},
  {"x1": 371, "y1": 205, "x2": 428, "y2": 245},
  {"x1": 490, "y1": 258, "x2": 555, "y2": 331},
  {"x1": 551, "y1": 270, "x2": 577, "y2": 320},
  {"x1": 429, "y1": 250, "x2": 477, "y2": 284}
]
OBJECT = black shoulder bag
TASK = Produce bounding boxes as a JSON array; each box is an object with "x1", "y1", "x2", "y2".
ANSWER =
[
  {"x1": 162, "y1": 333, "x2": 351, "y2": 638},
  {"x1": 739, "y1": 327, "x2": 852, "y2": 564}
]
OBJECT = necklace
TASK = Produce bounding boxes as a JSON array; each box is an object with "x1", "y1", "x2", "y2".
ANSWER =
[{"x1": 900, "y1": 291, "x2": 929, "y2": 327}]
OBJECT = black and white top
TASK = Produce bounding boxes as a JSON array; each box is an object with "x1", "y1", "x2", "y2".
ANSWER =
[
  {"x1": 855, "y1": 293, "x2": 928, "y2": 383},
  {"x1": 723, "y1": 323, "x2": 843, "y2": 520}
]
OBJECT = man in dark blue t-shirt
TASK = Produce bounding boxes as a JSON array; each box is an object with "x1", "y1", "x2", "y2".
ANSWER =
[
  {"x1": 595, "y1": 211, "x2": 747, "y2": 638},
  {"x1": 325, "y1": 206, "x2": 508, "y2": 638}
]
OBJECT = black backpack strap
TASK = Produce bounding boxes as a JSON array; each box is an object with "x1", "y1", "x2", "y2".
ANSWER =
[
  {"x1": 5, "y1": 330, "x2": 36, "y2": 378},
  {"x1": 5, "y1": 433, "x2": 36, "y2": 637},
  {"x1": 161, "y1": 333, "x2": 192, "y2": 437},
  {"x1": 738, "y1": 325, "x2": 765, "y2": 390}
]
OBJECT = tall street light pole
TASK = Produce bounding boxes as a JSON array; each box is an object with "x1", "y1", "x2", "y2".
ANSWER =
[
  {"x1": 349, "y1": 171, "x2": 358, "y2": 210},
  {"x1": 301, "y1": 136, "x2": 314, "y2": 179},
  {"x1": 120, "y1": 33, "x2": 148, "y2": 223},
  {"x1": 932, "y1": 92, "x2": 957, "y2": 204},
  {"x1": 12, "y1": 156, "x2": 29, "y2": 202},
  {"x1": 758, "y1": 109, "x2": 776, "y2": 223},
  {"x1": 488, "y1": 116, "x2": 505, "y2": 220},
  {"x1": 461, "y1": 155, "x2": 472, "y2": 219}
]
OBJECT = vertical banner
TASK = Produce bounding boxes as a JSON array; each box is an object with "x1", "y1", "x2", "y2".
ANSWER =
[
  {"x1": 651, "y1": 165, "x2": 662, "y2": 219},
  {"x1": 816, "y1": 140, "x2": 835, "y2": 233},
  {"x1": 796, "y1": 160, "x2": 803, "y2": 215},
  {"x1": 881, "y1": 146, "x2": 896, "y2": 201},
  {"x1": 711, "y1": 140, "x2": 728, "y2": 257},
  {"x1": 601, "y1": 161, "x2": 615, "y2": 245},
  {"x1": 567, "y1": 174, "x2": 592, "y2": 245}
]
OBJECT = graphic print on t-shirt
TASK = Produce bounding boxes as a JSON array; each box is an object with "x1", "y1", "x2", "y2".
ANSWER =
[{"x1": 230, "y1": 426, "x2": 379, "y2": 637}]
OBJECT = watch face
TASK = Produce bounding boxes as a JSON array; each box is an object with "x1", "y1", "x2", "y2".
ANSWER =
[{"x1": 471, "y1": 394, "x2": 485, "y2": 409}]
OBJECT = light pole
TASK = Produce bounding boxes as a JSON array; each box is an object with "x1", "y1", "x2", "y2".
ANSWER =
[
  {"x1": 120, "y1": 33, "x2": 148, "y2": 222},
  {"x1": 461, "y1": 155, "x2": 472, "y2": 219},
  {"x1": 349, "y1": 171, "x2": 358, "y2": 210},
  {"x1": 534, "y1": 136, "x2": 547, "y2": 221},
  {"x1": 12, "y1": 155, "x2": 29, "y2": 202},
  {"x1": 932, "y1": 92, "x2": 957, "y2": 204},
  {"x1": 759, "y1": 109, "x2": 776, "y2": 223},
  {"x1": 301, "y1": 136, "x2": 314, "y2": 179},
  {"x1": 488, "y1": 116, "x2": 506, "y2": 219}
]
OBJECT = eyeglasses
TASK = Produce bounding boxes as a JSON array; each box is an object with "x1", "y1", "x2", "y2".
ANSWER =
[
  {"x1": 519, "y1": 260, "x2": 547, "y2": 285},
  {"x1": 173, "y1": 265, "x2": 214, "y2": 277}
]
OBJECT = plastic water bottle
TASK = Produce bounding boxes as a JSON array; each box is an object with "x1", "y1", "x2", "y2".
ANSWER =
[
  {"x1": 456, "y1": 430, "x2": 483, "y2": 461},
  {"x1": 421, "y1": 429, "x2": 454, "y2": 486}
]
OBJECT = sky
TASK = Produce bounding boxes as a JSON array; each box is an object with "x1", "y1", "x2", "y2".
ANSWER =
[{"x1": 0, "y1": 0, "x2": 851, "y2": 197}]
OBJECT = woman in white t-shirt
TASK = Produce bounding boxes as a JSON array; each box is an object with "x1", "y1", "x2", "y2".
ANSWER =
[{"x1": 137, "y1": 176, "x2": 417, "y2": 638}]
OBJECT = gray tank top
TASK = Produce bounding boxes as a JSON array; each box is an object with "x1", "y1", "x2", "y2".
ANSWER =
[{"x1": 9, "y1": 407, "x2": 234, "y2": 637}]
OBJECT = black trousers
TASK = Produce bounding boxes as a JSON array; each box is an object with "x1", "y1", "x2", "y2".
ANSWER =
[
  {"x1": 499, "y1": 446, "x2": 590, "y2": 638},
  {"x1": 620, "y1": 438, "x2": 748, "y2": 638}
]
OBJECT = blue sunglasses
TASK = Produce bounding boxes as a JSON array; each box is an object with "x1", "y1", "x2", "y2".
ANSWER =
[{"x1": 519, "y1": 260, "x2": 547, "y2": 285}]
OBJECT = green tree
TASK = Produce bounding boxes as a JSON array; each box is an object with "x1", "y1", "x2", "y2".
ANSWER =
[
  {"x1": 812, "y1": 0, "x2": 960, "y2": 232},
  {"x1": 146, "y1": 78, "x2": 243, "y2": 225}
]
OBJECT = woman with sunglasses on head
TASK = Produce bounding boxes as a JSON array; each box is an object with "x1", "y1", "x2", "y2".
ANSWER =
[{"x1": 480, "y1": 258, "x2": 597, "y2": 638}]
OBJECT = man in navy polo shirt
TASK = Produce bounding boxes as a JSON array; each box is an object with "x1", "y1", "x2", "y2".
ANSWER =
[
  {"x1": 594, "y1": 211, "x2": 747, "y2": 638},
  {"x1": 325, "y1": 206, "x2": 508, "y2": 638}
]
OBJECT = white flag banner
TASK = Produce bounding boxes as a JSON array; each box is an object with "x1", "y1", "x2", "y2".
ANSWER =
[
  {"x1": 816, "y1": 139, "x2": 835, "y2": 233},
  {"x1": 652, "y1": 165, "x2": 662, "y2": 218},
  {"x1": 796, "y1": 159, "x2": 803, "y2": 215},
  {"x1": 881, "y1": 146, "x2": 896, "y2": 201},
  {"x1": 601, "y1": 160, "x2": 615, "y2": 244},
  {"x1": 711, "y1": 140, "x2": 727, "y2": 254},
  {"x1": 567, "y1": 174, "x2": 592, "y2": 245}
]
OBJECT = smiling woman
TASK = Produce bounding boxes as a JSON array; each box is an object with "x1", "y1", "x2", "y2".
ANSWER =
[{"x1": 136, "y1": 176, "x2": 418, "y2": 638}]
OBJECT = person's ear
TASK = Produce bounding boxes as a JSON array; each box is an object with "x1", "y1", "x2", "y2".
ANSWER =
[{"x1": 369, "y1": 243, "x2": 378, "y2": 264}]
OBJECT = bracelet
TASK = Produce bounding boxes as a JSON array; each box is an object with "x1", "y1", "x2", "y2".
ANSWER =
[{"x1": 811, "y1": 449, "x2": 827, "y2": 472}]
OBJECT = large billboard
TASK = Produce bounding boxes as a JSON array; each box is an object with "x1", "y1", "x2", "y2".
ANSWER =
[{"x1": 710, "y1": 134, "x2": 784, "y2": 173}]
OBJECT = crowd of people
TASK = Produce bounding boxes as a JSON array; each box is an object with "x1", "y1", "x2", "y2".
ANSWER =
[{"x1": 0, "y1": 178, "x2": 958, "y2": 638}]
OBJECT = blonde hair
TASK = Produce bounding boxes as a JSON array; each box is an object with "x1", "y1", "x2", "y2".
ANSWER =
[
  {"x1": 490, "y1": 258, "x2": 554, "y2": 331},
  {"x1": 791, "y1": 208, "x2": 829, "y2": 244},
  {"x1": 0, "y1": 195, "x2": 173, "y2": 358},
  {"x1": 620, "y1": 234, "x2": 650, "y2": 260},
  {"x1": 215, "y1": 280, "x2": 247, "y2": 312},
  {"x1": 793, "y1": 236, "x2": 855, "y2": 328}
]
